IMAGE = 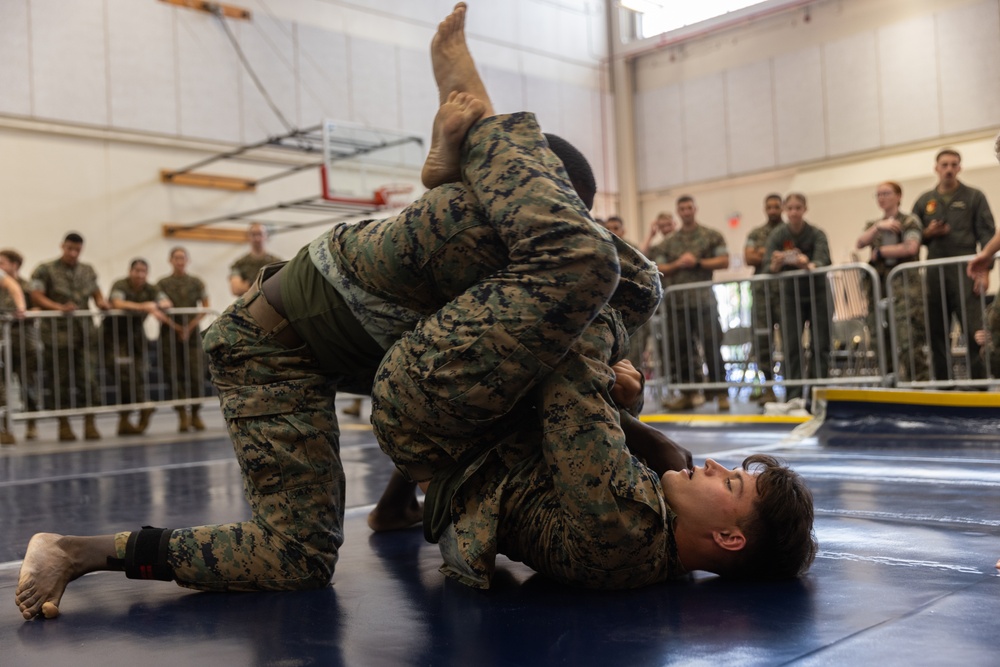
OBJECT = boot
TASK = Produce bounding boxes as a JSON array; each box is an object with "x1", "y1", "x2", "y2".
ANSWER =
[
  {"x1": 136, "y1": 408, "x2": 155, "y2": 434},
  {"x1": 25, "y1": 419, "x2": 38, "y2": 440},
  {"x1": 342, "y1": 398, "x2": 362, "y2": 417},
  {"x1": 117, "y1": 412, "x2": 141, "y2": 436},
  {"x1": 84, "y1": 414, "x2": 101, "y2": 440},
  {"x1": 58, "y1": 417, "x2": 77, "y2": 442},
  {"x1": 1, "y1": 415, "x2": 14, "y2": 445},
  {"x1": 190, "y1": 405, "x2": 205, "y2": 432},
  {"x1": 177, "y1": 406, "x2": 190, "y2": 433},
  {"x1": 661, "y1": 393, "x2": 694, "y2": 411}
]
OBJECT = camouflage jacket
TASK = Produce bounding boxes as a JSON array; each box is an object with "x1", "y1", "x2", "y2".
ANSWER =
[{"x1": 30, "y1": 258, "x2": 99, "y2": 308}]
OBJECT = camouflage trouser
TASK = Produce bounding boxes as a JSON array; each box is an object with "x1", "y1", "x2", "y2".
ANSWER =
[
  {"x1": 1, "y1": 322, "x2": 40, "y2": 416},
  {"x1": 160, "y1": 317, "x2": 207, "y2": 402},
  {"x1": 373, "y1": 112, "x2": 621, "y2": 471},
  {"x1": 371, "y1": 113, "x2": 665, "y2": 587},
  {"x1": 751, "y1": 281, "x2": 781, "y2": 380},
  {"x1": 925, "y1": 265, "x2": 985, "y2": 381},
  {"x1": 663, "y1": 292, "x2": 724, "y2": 389},
  {"x1": 886, "y1": 272, "x2": 929, "y2": 383},
  {"x1": 126, "y1": 291, "x2": 344, "y2": 591},
  {"x1": 780, "y1": 284, "x2": 831, "y2": 400},
  {"x1": 39, "y1": 319, "x2": 100, "y2": 410},
  {"x1": 104, "y1": 319, "x2": 150, "y2": 405}
]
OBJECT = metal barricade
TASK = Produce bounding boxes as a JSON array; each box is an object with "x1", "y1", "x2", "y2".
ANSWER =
[
  {"x1": 887, "y1": 254, "x2": 996, "y2": 389},
  {"x1": 1, "y1": 307, "x2": 218, "y2": 426},
  {"x1": 655, "y1": 263, "x2": 886, "y2": 398}
]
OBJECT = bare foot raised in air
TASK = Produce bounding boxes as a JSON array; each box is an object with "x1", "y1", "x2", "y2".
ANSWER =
[
  {"x1": 431, "y1": 3, "x2": 494, "y2": 115},
  {"x1": 16, "y1": 532, "x2": 113, "y2": 620},
  {"x1": 422, "y1": 91, "x2": 486, "y2": 189}
]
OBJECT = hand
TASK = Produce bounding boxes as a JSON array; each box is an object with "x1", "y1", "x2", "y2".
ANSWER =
[
  {"x1": 677, "y1": 252, "x2": 698, "y2": 269},
  {"x1": 96, "y1": 299, "x2": 111, "y2": 311},
  {"x1": 877, "y1": 219, "x2": 902, "y2": 234},
  {"x1": 973, "y1": 271, "x2": 989, "y2": 296},
  {"x1": 611, "y1": 359, "x2": 643, "y2": 408},
  {"x1": 770, "y1": 251, "x2": 784, "y2": 271},
  {"x1": 974, "y1": 329, "x2": 988, "y2": 346},
  {"x1": 925, "y1": 220, "x2": 951, "y2": 238},
  {"x1": 58, "y1": 302, "x2": 77, "y2": 313},
  {"x1": 967, "y1": 252, "x2": 994, "y2": 278}
]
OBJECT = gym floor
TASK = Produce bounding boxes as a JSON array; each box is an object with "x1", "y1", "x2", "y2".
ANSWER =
[{"x1": 1, "y1": 398, "x2": 998, "y2": 666}]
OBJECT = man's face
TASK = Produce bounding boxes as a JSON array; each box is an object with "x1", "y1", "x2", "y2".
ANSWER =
[
  {"x1": 935, "y1": 154, "x2": 961, "y2": 186},
  {"x1": 0, "y1": 255, "x2": 16, "y2": 275},
  {"x1": 765, "y1": 198, "x2": 783, "y2": 224},
  {"x1": 605, "y1": 219, "x2": 625, "y2": 237},
  {"x1": 170, "y1": 250, "x2": 188, "y2": 273},
  {"x1": 248, "y1": 225, "x2": 267, "y2": 251},
  {"x1": 656, "y1": 214, "x2": 675, "y2": 235},
  {"x1": 129, "y1": 263, "x2": 148, "y2": 286},
  {"x1": 60, "y1": 241, "x2": 82, "y2": 266},
  {"x1": 660, "y1": 459, "x2": 760, "y2": 533},
  {"x1": 677, "y1": 201, "x2": 696, "y2": 225}
]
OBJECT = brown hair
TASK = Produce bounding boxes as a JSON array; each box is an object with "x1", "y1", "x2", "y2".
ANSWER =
[
  {"x1": 784, "y1": 193, "x2": 807, "y2": 207},
  {"x1": 0, "y1": 249, "x2": 23, "y2": 268},
  {"x1": 936, "y1": 148, "x2": 961, "y2": 163},
  {"x1": 878, "y1": 181, "x2": 902, "y2": 197},
  {"x1": 727, "y1": 454, "x2": 817, "y2": 580}
]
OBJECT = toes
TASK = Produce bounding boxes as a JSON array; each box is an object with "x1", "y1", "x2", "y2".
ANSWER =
[{"x1": 42, "y1": 601, "x2": 60, "y2": 619}]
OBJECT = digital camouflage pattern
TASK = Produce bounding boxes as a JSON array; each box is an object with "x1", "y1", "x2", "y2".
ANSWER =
[
  {"x1": 0, "y1": 275, "x2": 38, "y2": 415},
  {"x1": 745, "y1": 220, "x2": 782, "y2": 380},
  {"x1": 230, "y1": 252, "x2": 283, "y2": 284},
  {"x1": 156, "y1": 273, "x2": 208, "y2": 401},
  {"x1": 30, "y1": 258, "x2": 101, "y2": 409},
  {"x1": 658, "y1": 225, "x2": 728, "y2": 388},
  {"x1": 370, "y1": 113, "x2": 679, "y2": 589},
  {"x1": 860, "y1": 213, "x2": 928, "y2": 382},
  {"x1": 132, "y1": 112, "x2": 670, "y2": 593},
  {"x1": 104, "y1": 278, "x2": 163, "y2": 405}
]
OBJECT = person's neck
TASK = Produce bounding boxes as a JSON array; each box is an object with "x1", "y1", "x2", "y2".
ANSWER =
[
  {"x1": 882, "y1": 206, "x2": 899, "y2": 219},
  {"x1": 251, "y1": 247, "x2": 267, "y2": 257},
  {"x1": 172, "y1": 270, "x2": 186, "y2": 277},
  {"x1": 673, "y1": 519, "x2": 724, "y2": 576},
  {"x1": 681, "y1": 220, "x2": 698, "y2": 232},
  {"x1": 788, "y1": 220, "x2": 806, "y2": 234},
  {"x1": 937, "y1": 180, "x2": 959, "y2": 195}
]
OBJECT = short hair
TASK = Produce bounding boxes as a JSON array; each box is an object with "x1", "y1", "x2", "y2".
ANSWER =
[
  {"x1": 936, "y1": 148, "x2": 961, "y2": 163},
  {"x1": 784, "y1": 192, "x2": 807, "y2": 207},
  {"x1": 764, "y1": 193, "x2": 783, "y2": 204},
  {"x1": 544, "y1": 133, "x2": 596, "y2": 210},
  {"x1": 728, "y1": 454, "x2": 817, "y2": 580},
  {"x1": 656, "y1": 211, "x2": 672, "y2": 219},
  {"x1": 129, "y1": 258, "x2": 148, "y2": 271},
  {"x1": 0, "y1": 249, "x2": 23, "y2": 268},
  {"x1": 169, "y1": 246, "x2": 188, "y2": 259},
  {"x1": 64, "y1": 232, "x2": 84, "y2": 244},
  {"x1": 606, "y1": 215, "x2": 623, "y2": 224},
  {"x1": 676, "y1": 195, "x2": 694, "y2": 206},
  {"x1": 878, "y1": 181, "x2": 902, "y2": 197}
]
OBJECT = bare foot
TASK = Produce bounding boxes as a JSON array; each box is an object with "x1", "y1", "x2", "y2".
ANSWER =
[
  {"x1": 15, "y1": 532, "x2": 115, "y2": 620},
  {"x1": 422, "y1": 91, "x2": 487, "y2": 188},
  {"x1": 431, "y1": 3, "x2": 494, "y2": 115},
  {"x1": 16, "y1": 534, "x2": 78, "y2": 620},
  {"x1": 367, "y1": 469, "x2": 424, "y2": 532}
]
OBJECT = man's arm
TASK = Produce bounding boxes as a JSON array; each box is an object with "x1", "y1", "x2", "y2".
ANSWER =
[{"x1": 619, "y1": 411, "x2": 692, "y2": 475}]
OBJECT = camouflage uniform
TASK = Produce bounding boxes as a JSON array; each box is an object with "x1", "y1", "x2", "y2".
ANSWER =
[
  {"x1": 30, "y1": 258, "x2": 102, "y2": 410},
  {"x1": 131, "y1": 113, "x2": 673, "y2": 592},
  {"x1": 658, "y1": 225, "x2": 728, "y2": 390},
  {"x1": 763, "y1": 222, "x2": 831, "y2": 400},
  {"x1": 0, "y1": 272, "x2": 39, "y2": 418},
  {"x1": 230, "y1": 252, "x2": 283, "y2": 287},
  {"x1": 156, "y1": 274, "x2": 208, "y2": 403},
  {"x1": 370, "y1": 114, "x2": 678, "y2": 589},
  {"x1": 982, "y1": 301, "x2": 1000, "y2": 376},
  {"x1": 745, "y1": 220, "x2": 782, "y2": 382},
  {"x1": 912, "y1": 184, "x2": 995, "y2": 381},
  {"x1": 105, "y1": 279, "x2": 164, "y2": 406},
  {"x1": 861, "y1": 212, "x2": 928, "y2": 382}
]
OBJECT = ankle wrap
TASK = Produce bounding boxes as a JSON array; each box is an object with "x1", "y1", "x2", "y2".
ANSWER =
[{"x1": 124, "y1": 526, "x2": 174, "y2": 581}]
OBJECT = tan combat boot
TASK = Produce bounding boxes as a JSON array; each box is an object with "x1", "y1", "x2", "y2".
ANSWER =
[
  {"x1": 1, "y1": 415, "x2": 15, "y2": 445},
  {"x1": 58, "y1": 417, "x2": 77, "y2": 442},
  {"x1": 177, "y1": 406, "x2": 190, "y2": 433},
  {"x1": 84, "y1": 414, "x2": 101, "y2": 440},
  {"x1": 117, "y1": 412, "x2": 141, "y2": 436},
  {"x1": 136, "y1": 408, "x2": 155, "y2": 434},
  {"x1": 189, "y1": 405, "x2": 205, "y2": 432},
  {"x1": 25, "y1": 419, "x2": 38, "y2": 440}
]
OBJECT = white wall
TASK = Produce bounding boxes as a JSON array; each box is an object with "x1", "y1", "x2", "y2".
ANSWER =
[
  {"x1": 629, "y1": 0, "x2": 1000, "y2": 272},
  {"x1": 0, "y1": 0, "x2": 611, "y2": 311}
]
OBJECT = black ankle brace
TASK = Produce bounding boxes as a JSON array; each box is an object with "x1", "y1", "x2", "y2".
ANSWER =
[{"x1": 124, "y1": 526, "x2": 174, "y2": 581}]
